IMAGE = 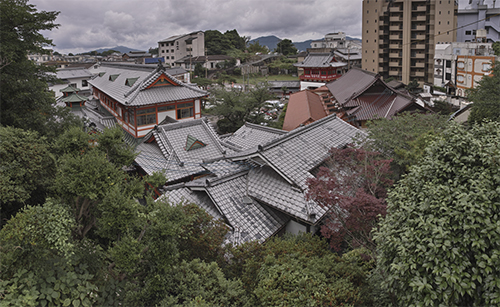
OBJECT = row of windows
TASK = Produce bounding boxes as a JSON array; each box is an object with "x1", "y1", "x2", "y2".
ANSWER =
[
  {"x1": 160, "y1": 42, "x2": 175, "y2": 47},
  {"x1": 161, "y1": 49, "x2": 175, "y2": 53}
]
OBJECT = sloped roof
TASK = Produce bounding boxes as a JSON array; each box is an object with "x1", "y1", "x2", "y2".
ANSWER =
[
  {"x1": 228, "y1": 114, "x2": 362, "y2": 190},
  {"x1": 326, "y1": 68, "x2": 424, "y2": 121},
  {"x1": 60, "y1": 93, "x2": 88, "y2": 103},
  {"x1": 56, "y1": 68, "x2": 93, "y2": 80},
  {"x1": 326, "y1": 68, "x2": 380, "y2": 105},
  {"x1": 158, "y1": 31, "x2": 202, "y2": 43},
  {"x1": 88, "y1": 63, "x2": 207, "y2": 107},
  {"x1": 283, "y1": 90, "x2": 327, "y2": 131},
  {"x1": 183, "y1": 169, "x2": 289, "y2": 244},
  {"x1": 60, "y1": 85, "x2": 81, "y2": 93},
  {"x1": 145, "y1": 115, "x2": 362, "y2": 244},
  {"x1": 294, "y1": 52, "x2": 348, "y2": 68},
  {"x1": 222, "y1": 122, "x2": 287, "y2": 151},
  {"x1": 134, "y1": 118, "x2": 234, "y2": 181}
]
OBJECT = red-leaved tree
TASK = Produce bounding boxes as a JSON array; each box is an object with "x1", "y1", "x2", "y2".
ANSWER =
[{"x1": 306, "y1": 145, "x2": 393, "y2": 252}]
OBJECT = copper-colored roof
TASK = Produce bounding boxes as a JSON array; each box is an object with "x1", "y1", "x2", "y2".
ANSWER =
[{"x1": 283, "y1": 90, "x2": 327, "y2": 131}]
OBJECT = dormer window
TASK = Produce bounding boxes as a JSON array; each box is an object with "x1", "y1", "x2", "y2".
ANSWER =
[
  {"x1": 109, "y1": 74, "x2": 119, "y2": 81},
  {"x1": 125, "y1": 77, "x2": 139, "y2": 87}
]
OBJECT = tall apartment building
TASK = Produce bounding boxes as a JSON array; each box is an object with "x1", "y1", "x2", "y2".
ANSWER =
[
  {"x1": 362, "y1": 0, "x2": 457, "y2": 85},
  {"x1": 158, "y1": 31, "x2": 205, "y2": 67},
  {"x1": 457, "y1": 0, "x2": 500, "y2": 43}
]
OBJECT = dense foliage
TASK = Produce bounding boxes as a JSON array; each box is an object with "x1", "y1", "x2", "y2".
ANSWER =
[
  {"x1": 375, "y1": 121, "x2": 500, "y2": 306},
  {"x1": 205, "y1": 29, "x2": 246, "y2": 55},
  {"x1": 307, "y1": 146, "x2": 393, "y2": 252},
  {"x1": 364, "y1": 112, "x2": 450, "y2": 176},
  {"x1": 206, "y1": 84, "x2": 275, "y2": 133},
  {"x1": 0, "y1": 126, "x2": 56, "y2": 223},
  {"x1": 467, "y1": 61, "x2": 500, "y2": 124},
  {"x1": 224, "y1": 234, "x2": 374, "y2": 307},
  {"x1": 0, "y1": 0, "x2": 81, "y2": 138},
  {"x1": 274, "y1": 39, "x2": 297, "y2": 56}
]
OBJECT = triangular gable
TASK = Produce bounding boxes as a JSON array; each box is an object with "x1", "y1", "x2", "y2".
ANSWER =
[
  {"x1": 185, "y1": 134, "x2": 206, "y2": 151},
  {"x1": 109, "y1": 74, "x2": 120, "y2": 81},
  {"x1": 99, "y1": 72, "x2": 106, "y2": 77},
  {"x1": 146, "y1": 73, "x2": 179, "y2": 89},
  {"x1": 125, "y1": 77, "x2": 139, "y2": 87}
]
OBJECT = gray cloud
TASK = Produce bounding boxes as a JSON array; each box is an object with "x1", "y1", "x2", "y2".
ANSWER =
[{"x1": 33, "y1": 0, "x2": 485, "y2": 54}]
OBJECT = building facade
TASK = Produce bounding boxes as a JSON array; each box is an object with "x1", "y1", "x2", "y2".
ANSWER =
[
  {"x1": 362, "y1": 0, "x2": 458, "y2": 85},
  {"x1": 457, "y1": 0, "x2": 500, "y2": 43},
  {"x1": 88, "y1": 63, "x2": 207, "y2": 139},
  {"x1": 294, "y1": 52, "x2": 348, "y2": 90},
  {"x1": 434, "y1": 42, "x2": 497, "y2": 96},
  {"x1": 158, "y1": 31, "x2": 205, "y2": 68}
]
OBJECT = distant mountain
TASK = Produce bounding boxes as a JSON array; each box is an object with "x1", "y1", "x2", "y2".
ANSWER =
[
  {"x1": 83, "y1": 46, "x2": 144, "y2": 54},
  {"x1": 249, "y1": 35, "x2": 281, "y2": 52},
  {"x1": 249, "y1": 35, "x2": 361, "y2": 53}
]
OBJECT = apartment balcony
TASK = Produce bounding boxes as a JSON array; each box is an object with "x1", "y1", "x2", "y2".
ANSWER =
[
  {"x1": 410, "y1": 71, "x2": 425, "y2": 77},
  {"x1": 390, "y1": 25, "x2": 403, "y2": 31},
  {"x1": 389, "y1": 70, "x2": 401, "y2": 76},
  {"x1": 412, "y1": 15, "x2": 427, "y2": 22},
  {"x1": 390, "y1": 35, "x2": 403, "y2": 40},
  {"x1": 412, "y1": 5, "x2": 427, "y2": 12},
  {"x1": 412, "y1": 34, "x2": 426, "y2": 40},
  {"x1": 389, "y1": 52, "x2": 401, "y2": 58},
  {"x1": 389, "y1": 43, "x2": 402, "y2": 49},
  {"x1": 389, "y1": 61, "x2": 401, "y2": 67},
  {"x1": 411, "y1": 25, "x2": 426, "y2": 31},
  {"x1": 412, "y1": 62, "x2": 425, "y2": 68},
  {"x1": 412, "y1": 43, "x2": 426, "y2": 49},
  {"x1": 413, "y1": 53, "x2": 426, "y2": 59},
  {"x1": 390, "y1": 16, "x2": 403, "y2": 22}
]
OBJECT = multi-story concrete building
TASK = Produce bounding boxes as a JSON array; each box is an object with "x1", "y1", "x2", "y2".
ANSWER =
[
  {"x1": 434, "y1": 42, "x2": 498, "y2": 96},
  {"x1": 457, "y1": 0, "x2": 500, "y2": 43},
  {"x1": 362, "y1": 0, "x2": 458, "y2": 85},
  {"x1": 158, "y1": 31, "x2": 205, "y2": 68}
]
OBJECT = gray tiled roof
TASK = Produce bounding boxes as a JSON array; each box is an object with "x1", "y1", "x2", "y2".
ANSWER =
[
  {"x1": 256, "y1": 115, "x2": 362, "y2": 189},
  {"x1": 56, "y1": 68, "x2": 93, "y2": 80},
  {"x1": 159, "y1": 186, "x2": 224, "y2": 221},
  {"x1": 294, "y1": 52, "x2": 348, "y2": 68},
  {"x1": 143, "y1": 115, "x2": 363, "y2": 244},
  {"x1": 326, "y1": 68, "x2": 379, "y2": 105},
  {"x1": 222, "y1": 122, "x2": 287, "y2": 152},
  {"x1": 134, "y1": 118, "x2": 230, "y2": 181},
  {"x1": 185, "y1": 172, "x2": 287, "y2": 244},
  {"x1": 247, "y1": 165, "x2": 326, "y2": 224},
  {"x1": 88, "y1": 64, "x2": 207, "y2": 107}
]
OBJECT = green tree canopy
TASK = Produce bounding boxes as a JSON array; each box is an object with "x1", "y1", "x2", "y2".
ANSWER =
[
  {"x1": 247, "y1": 40, "x2": 269, "y2": 54},
  {"x1": 205, "y1": 29, "x2": 245, "y2": 55},
  {"x1": 274, "y1": 39, "x2": 297, "y2": 56},
  {"x1": 207, "y1": 84, "x2": 275, "y2": 133},
  {"x1": 375, "y1": 121, "x2": 500, "y2": 306},
  {"x1": 467, "y1": 61, "x2": 500, "y2": 124},
  {"x1": 0, "y1": 0, "x2": 81, "y2": 138},
  {"x1": 364, "y1": 112, "x2": 450, "y2": 177},
  {"x1": 492, "y1": 41, "x2": 500, "y2": 56},
  {"x1": 0, "y1": 126, "x2": 56, "y2": 222}
]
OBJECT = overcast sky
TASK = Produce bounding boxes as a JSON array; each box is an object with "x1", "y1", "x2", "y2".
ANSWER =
[{"x1": 34, "y1": 0, "x2": 484, "y2": 54}]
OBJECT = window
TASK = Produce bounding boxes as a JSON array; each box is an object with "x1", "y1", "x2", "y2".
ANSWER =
[
  {"x1": 176, "y1": 102, "x2": 194, "y2": 119},
  {"x1": 82, "y1": 80, "x2": 88, "y2": 87},
  {"x1": 457, "y1": 61, "x2": 465, "y2": 69},
  {"x1": 482, "y1": 63, "x2": 491, "y2": 71},
  {"x1": 466, "y1": 30, "x2": 471, "y2": 35},
  {"x1": 457, "y1": 75, "x2": 464, "y2": 83},
  {"x1": 158, "y1": 105, "x2": 175, "y2": 112},
  {"x1": 136, "y1": 107, "x2": 156, "y2": 126},
  {"x1": 129, "y1": 110, "x2": 135, "y2": 126}
]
